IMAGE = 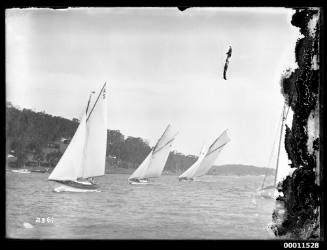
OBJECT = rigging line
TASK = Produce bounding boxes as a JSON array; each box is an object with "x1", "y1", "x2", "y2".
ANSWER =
[
  {"x1": 86, "y1": 82, "x2": 107, "y2": 123},
  {"x1": 152, "y1": 133, "x2": 178, "y2": 155},
  {"x1": 274, "y1": 102, "x2": 287, "y2": 187},
  {"x1": 81, "y1": 82, "x2": 106, "y2": 179},
  {"x1": 85, "y1": 91, "x2": 95, "y2": 115},
  {"x1": 260, "y1": 109, "x2": 283, "y2": 189},
  {"x1": 198, "y1": 143, "x2": 206, "y2": 155},
  {"x1": 205, "y1": 141, "x2": 228, "y2": 157},
  {"x1": 208, "y1": 129, "x2": 228, "y2": 151},
  {"x1": 152, "y1": 124, "x2": 171, "y2": 152}
]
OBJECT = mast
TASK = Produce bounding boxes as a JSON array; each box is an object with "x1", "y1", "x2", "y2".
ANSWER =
[
  {"x1": 85, "y1": 91, "x2": 95, "y2": 115},
  {"x1": 86, "y1": 82, "x2": 106, "y2": 123},
  {"x1": 274, "y1": 102, "x2": 287, "y2": 187},
  {"x1": 153, "y1": 132, "x2": 178, "y2": 154},
  {"x1": 206, "y1": 129, "x2": 228, "y2": 156},
  {"x1": 81, "y1": 82, "x2": 108, "y2": 179},
  {"x1": 152, "y1": 124, "x2": 171, "y2": 153}
]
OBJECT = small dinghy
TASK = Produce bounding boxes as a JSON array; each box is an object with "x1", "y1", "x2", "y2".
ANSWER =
[{"x1": 12, "y1": 169, "x2": 31, "y2": 174}]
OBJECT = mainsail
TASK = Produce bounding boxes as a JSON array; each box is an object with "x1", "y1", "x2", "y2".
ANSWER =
[
  {"x1": 180, "y1": 130, "x2": 231, "y2": 179},
  {"x1": 128, "y1": 151, "x2": 153, "y2": 180},
  {"x1": 81, "y1": 85, "x2": 107, "y2": 178},
  {"x1": 128, "y1": 124, "x2": 177, "y2": 180},
  {"x1": 48, "y1": 83, "x2": 107, "y2": 182},
  {"x1": 179, "y1": 144, "x2": 207, "y2": 179}
]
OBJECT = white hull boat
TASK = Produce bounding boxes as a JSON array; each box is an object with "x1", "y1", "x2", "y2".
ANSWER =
[
  {"x1": 49, "y1": 180, "x2": 101, "y2": 193},
  {"x1": 12, "y1": 169, "x2": 31, "y2": 174},
  {"x1": 178, "y1": 130, "x2": 231, "y2": 182},
  {"x1": 128, "y1": 124, "x2": 177, "y2": 185}
]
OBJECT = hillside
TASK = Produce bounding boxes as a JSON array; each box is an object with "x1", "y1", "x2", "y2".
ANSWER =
[
  {"x1": 6, "y1": 103, "x2": 274, "y2": 177},
  {"x1": 5, "y1": 102, "x2": 196, "y2": 172},
  {"x1": 208, "y1": 164, "x2": 274, "y2": 176},
  {"x1": 106, "y1": 162, "x2": 274, "y2": 176}
]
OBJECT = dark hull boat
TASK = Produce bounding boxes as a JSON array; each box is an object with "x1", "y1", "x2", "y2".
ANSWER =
[
  {"x1": 178, "y1": 177, "x2": 194, "y2": 181},
  {"x1": 50, "y1": 180, "x2": 99, "y2": 192},
  {"x1": 31, "y1": 169, "x2": 47, "y2": 173},
  {"x1": 128, "y1": 178, "x2": 150, "y2": 185}
]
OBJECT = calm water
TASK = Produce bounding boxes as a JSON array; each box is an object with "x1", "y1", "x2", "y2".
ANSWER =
[{"x1": 6, "y1": 172, "x2": 276, "y2": 239}]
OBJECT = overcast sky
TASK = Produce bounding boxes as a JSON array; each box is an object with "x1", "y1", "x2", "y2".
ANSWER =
[{"x1": 6, "y1": 7, "x2": 300, "y2": 169}]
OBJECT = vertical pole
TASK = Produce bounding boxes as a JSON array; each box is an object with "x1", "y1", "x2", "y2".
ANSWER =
[
  {"x1": 274, "y1": 102, "x2": 287, "y2": 187},
  {"x1": 85, "y1": 91, "x2": 95, "y2": 115}
]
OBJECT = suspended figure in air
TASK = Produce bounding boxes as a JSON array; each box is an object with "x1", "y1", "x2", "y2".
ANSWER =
[{"x1": 223, "y1": 46, "x2": 232, "y2": 80}]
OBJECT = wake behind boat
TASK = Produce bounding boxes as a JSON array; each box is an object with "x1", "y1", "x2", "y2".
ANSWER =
[
  {"x1": 128, "y1": 124, "x2": 177, "y2": 185},
  {"x1": 178, "y1": 130, "x2": 231, "y2": 181},
  {"x1": 48, "y1": 83, "x2": 107, "y2": 192}
]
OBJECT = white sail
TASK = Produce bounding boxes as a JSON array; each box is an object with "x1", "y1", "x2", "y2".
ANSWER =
[
  {"x1": 128, "y1": 124, "x2": 176, "y2": 180},
  {"x1": 192, "y1": 130, "x2": 231, "y2": 178},
  {"x1": 179, "y1": 144, "x2": 207, "y2": 179},
  {"x1": 81, "y1": 84, "x2": 107, "y2": 178},
  {"x1": 144, "y1": 124, "x2": 176, "y2": 178},
  {"x1": 48, "y1": 116, "x2": 87, "y2": 181},
  {"x1": 143, "y1": 141, "x2": 173, "y2": 178},
  {"x1": 128, "y1": 151, "x2": 153, "y2": 180}
]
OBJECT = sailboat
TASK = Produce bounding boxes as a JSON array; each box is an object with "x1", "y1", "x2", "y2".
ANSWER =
[
  {"x1": 11, "y1": 169, "x2": 31, "y2": 174},
  {"x1": 179, "y1": 129, "x2": 231, "y2": 181},
  {"x1": 128, "y1": 124, "x2": 177, "y2": 185},
  {"x1": 178, "y1": 144, "x2": 207, "y2": 181},
  {"x1": 257, "y1": 102, "x2": 287, "y2": 199},
  {"x1": 48, "y1": 83, "x2": 107, "y2": 192}
]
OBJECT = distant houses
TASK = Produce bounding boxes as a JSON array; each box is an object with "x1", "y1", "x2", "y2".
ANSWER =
[
  {"x1": 7, "y1": 137, "x2": 71, "y2": 168},
  {"x1": 43, "y1": 138, "x2": 70, "y2": 155},
  {"x1": 7, "y1": 153, "x2": 17, "y2": 168}
]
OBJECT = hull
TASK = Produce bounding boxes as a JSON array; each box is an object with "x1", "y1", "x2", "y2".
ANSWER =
[
  {"x1": 31, "y1": 170, "x2": 47, "y2": 173},
  {"x1": 12, "y1": 169, "x2": 31, "y2": 174},
  {"x1": 128, "y1": 181, "x2": 151, "y2": 185},
  {"x1": 178, "y1": 177, "x2": 194, "y2": 182},
  {"x1": 128, "y1": 178, "x2": 151, "y2": 185},
  {"x1": 49, "y1": 180, "x2": 100, "y2": 193}
]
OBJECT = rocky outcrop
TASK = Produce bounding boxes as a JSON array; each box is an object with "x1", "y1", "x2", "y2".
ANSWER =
[{"x1": 270, "y1": 8, "x2": 321, "y2": 239}]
